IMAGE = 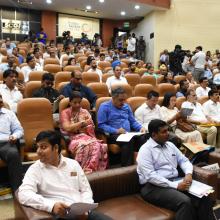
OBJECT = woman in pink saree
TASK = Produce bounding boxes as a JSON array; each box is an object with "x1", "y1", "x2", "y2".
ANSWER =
[{"x1": 60, "y1": 91, "x2": 108, "y2": 174}]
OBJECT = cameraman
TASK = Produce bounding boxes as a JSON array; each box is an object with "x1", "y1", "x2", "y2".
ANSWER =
[{"x1": 169, "y1": 45, "x2": 186, "y2": 76}]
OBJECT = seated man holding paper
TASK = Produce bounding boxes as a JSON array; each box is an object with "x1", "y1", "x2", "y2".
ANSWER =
[
  {"x1": 137, "y1": 119, "x2": 215, "y2": 220},
  {"x1": 18, "y1": 130, "x2": 112, "y2": 220},
  {"x1": 97, "y1": 87, "x2": 146, "y2": 166},
  {"x1": 182, "y1": 89, "x2": 218, "y2": 147}
]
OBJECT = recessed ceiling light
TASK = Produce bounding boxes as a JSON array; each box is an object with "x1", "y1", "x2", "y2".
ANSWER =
[
  {"x1": 120, "y1": 11, "x2": 126, "y2": 16},
  {"x1": 46, "y1": 0, "x2": 52, "y2": 4},
  {"x1": 95, "y1": 11, "x2": 98, "y2": 14},
  {"x1": 99, "y1": 0, "x2": 105, "y2": 2},
  {"x1": 86, "y1": 5, "x2": 92, "y2": 10},
  {"x1": 135, "y1": 5, "x2": 140, "y2": 10}
]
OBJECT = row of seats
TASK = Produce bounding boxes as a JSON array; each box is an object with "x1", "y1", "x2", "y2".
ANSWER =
[{"x1": 12, "y1": 95, "x2": 209, "y2": 162}]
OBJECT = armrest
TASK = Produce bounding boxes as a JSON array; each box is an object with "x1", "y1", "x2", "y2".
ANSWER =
[
  {"x1": 193, "y1": 165, "x2": 218, "y2": 201},
  {"x1": 208, "y1": 150, "x2": 220, "y2": 165},
  {"x1": 87, "y1": 165, "x2": 140, "y2": 202}
]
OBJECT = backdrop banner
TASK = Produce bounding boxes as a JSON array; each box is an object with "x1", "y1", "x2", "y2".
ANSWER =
[{"x1": 58, "y1": 14, "x2": 100, "y2": 39}]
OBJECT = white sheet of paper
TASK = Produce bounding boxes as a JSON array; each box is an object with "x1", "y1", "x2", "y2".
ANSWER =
[
  {"x1": 173, "y1": 179, "x2": 213, "y2": 198},
  {"x1": 65, "y1": 202, "x2": 98, "y2": 218},
  {"x1": 116, "y1": 132, "x2": 143, "y2": 142}
]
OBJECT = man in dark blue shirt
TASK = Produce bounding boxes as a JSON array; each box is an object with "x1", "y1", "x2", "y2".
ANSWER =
[
  {"x1": 61, "y1": 71, "x2": 97, "y2": 109},
  {"x1": 98, "y1": 87, "x2": 146, "y2": 166}
]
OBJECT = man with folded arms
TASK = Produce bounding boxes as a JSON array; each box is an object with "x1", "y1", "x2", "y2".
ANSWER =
[
  {"x1": 18, "y1": 130, "x2": 111, "y2": 220},
  {"x1": 182, "y1": 89, "x2": 217, "y2": 147},
  {"x1": 137, "y1": 119, "x2": 215, "y2": 220}
]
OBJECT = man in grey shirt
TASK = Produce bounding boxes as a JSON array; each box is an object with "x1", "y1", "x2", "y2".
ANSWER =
[{"x1": 137, "y1": 119, "x2": 215, "y2": 220}]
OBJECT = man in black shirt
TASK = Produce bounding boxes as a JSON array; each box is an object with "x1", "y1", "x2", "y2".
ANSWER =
[{"x1": 33, "y1": 72, "x2": 63, "y2": 103}]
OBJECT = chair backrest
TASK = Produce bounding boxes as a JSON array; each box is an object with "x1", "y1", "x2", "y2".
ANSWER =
[
  {"x1": 57, "y1": 82, "x2": 69, "y2": 93},
  {"x1": 17, "y1": 98, "x2": 54, "y2": 152},
  {"x1": 44, "y1": 64, "x2": 62, "y2": 75},
  {"x1": 1, "y1": 56, "x2": 8, "y2": 63},
  {"x1": 120, "y1": 62, "x2": 128, "y2": 69},
  {"x1": 19, "y1": 49, "x2": 26, "y2": 58},
  {"x1": 98, "y1": 61, "x2": 111, "y2": 72},
  {"x1": 87, "y1": 82, "x2": 109, "y2": 98},
  {"x1": 80, "y1": 60, "x2": 87, "y2": 70},
  {"x1": 174, "y1": 75, "x2": 186, "y2": 84},
  {"x1": 157, "y1": 83, "x2": 176, "y2": 97},
  {"x1": 95, "y1": 97, "x2": 112, "y2": 113},
  {"x1": 176, "y1": 96, "x2": 186, "y2": 110},
  {"x1": 198, "y1": 96, "x2": 209, "y2": 105},
  {"x1": 44, "y1": 58, "x2": 60, "y2": 66},
  {"x1": 137, "y1": 68, "x2": 148, "y2": 77},
  {"x1": 63, "y1": 65, "x2": 82, "y2": 72},
  {"x1": 24, "y1": 81, "x2": 41, "y2": 98},
  {"x1": 82, "y1": 72, "x2": 100, "y2": 85},
  {"x1": 29, "y1": 71, "x2": 46, "y2": 81},
  {"x1": 125, "y1": 74, "x2": 140, "y2": 89},
  {"x1": 111, "y1": 83, "x2": 132, "y2": 98},
  {"x1": 104, "y1": 67, "x2": 113, "y2": 73},
  {"x1": 158, "y1": 97, "x2": 164, "y2": 106},
  {"x1": 134, "y1": 84, "x2": 154, "y2": 97},
  {"x1": 126, "y1": 97, "x2": 147, "y2": 113},
  {"x1": 59, "y1": 97, "x2": 90, "y2": 114},
  {"x1": 140, "y1": 75, "x2": 156, "y2": 86},
  {"x1": 77, "y1": 56, "x2": 87, "y2": 64},
  {"x1": 120, "y1": 59, "x2": 130, "y2": 65},
  {"x1": 102, "y1": 73, "x2": 113, "y2": 83},
  {"x1": 74, "y1": 53, "x2": 84, "y2": 62},
  {"x1": 157, "y1": 75, "x2": 164, "y2": 84},
  {"x1": 54, "y1": 71, "x2": 71, "y2": 89},
  {"x1": 0, "y1": 48, "x2": 7, "y2": 56}
]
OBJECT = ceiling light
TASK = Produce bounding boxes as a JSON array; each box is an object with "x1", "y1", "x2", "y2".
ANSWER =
[
  {"x1": 99, "y1": 0, "x2": 105, "y2": 2},
  {"x1": 46, "y1": 0, "x2": 52, "y2": 4},
  {"x1": 135, "y1": 5, "x2": 140, "y2": 10},
  {"x1": 86, "y1": 5, "x2": 92, "y2": 10},
  {"x1": 95, "y1": 11, "x2": 98, "y2": 14},
  {"x1": 120, "y1": 11, "x2": 126, "y2": 16}
]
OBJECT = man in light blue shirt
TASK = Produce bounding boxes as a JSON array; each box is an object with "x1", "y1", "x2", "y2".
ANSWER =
[
  {"x1": 137, "y1": 119, "x2": 214, "y2": 220},
  {"x1": 0, "y1": 94, "x2": 23, "y2": 192},
  {"x1": 98, "y1": 87, "x2": 146, "y2": 166}
]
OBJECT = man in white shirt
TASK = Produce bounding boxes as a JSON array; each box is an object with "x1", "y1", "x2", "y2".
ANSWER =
[
  {"x1": 0, "y1": 69, "x2": 23, "y2": 113},
  {"x1": 182, "y1": 89, "x2": 217, "y2": 146},
  {"x1": 59, "y1": 46, "x2": 74, "y2": 67},
  {"x1": 87, "y1": 59, "x2": 103, "y2": 82},
  {"x1": 127, "y1": 33, "x2": 136, "y2": 52},
  {"x1": 195, "y1": 77, "x2": 211, "y2": 98},
  {"x1": 106, "y1": 65, "x2": 128, "y2": 93},
  {"x1": 191, "y1": 46, "x2": 206, "y2": 82},
  {"x1": 21, "y1": 55, "x2": 42, "y2": 82},
  {"x1": 203, "y1": 89, "x2": 220, "y2": 147},
  {"x1": 137, "y1": 119, "x2": 215, "y2": 220},
  {"x1": 135, "y1": 90, "x2": 162, "y2": 132},
  {"x1": 18, "y1": 130, "x2": 112, "y2": 220}
]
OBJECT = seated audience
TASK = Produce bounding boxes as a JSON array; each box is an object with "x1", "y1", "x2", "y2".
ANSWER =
[
  {"x1": 1, "y1": 38, "x2": 16, "y2": 55},
  {"x1": 87, "y1": 59, "x2": 103, "y2": 82},
  {"x1": 66, "y1": 57, "x2": 78, "y2": 67},
  {"x1": 42, "y1": 45, "x2": 50, "y2": 59},
  {"x1": 0, "y1": 54, "x2": 21, "y2": 73},
  {"x1": 0, "y1": 94, "x2": 23, "y2": 192},
  {"x1": 126, "y1": 62, "x2": 137, "y2": 74},
  {"x1": 176, "y1": 80, "x2": 189, "y2": 98},
  {"x1": 33, "y1": 72, "x2": 63, "y2": 103},
  {"x1": 161, "y1": 93, "x2": 203, "y2": 143},
  {"x1": 12, "y1": 47, "x2": 24, "y2": 64},
  {"x1": 98, "y1": 87, "x2": 146, "y2": 166},
  {"x1": 18, "y1": 130, "x2": 111, "y2": 220},
  {"x1": 0, "y1": 69, "x2": 23, "y2": 113},
  {"x1": 33, "y1": 48, "x2": 44, "y2": 67},
  {"x1": 135, "y1": 91, "x2": 162, "y2": 132},
  {"x1": 61, "y1": 71, "x2": 97, "y2": 110},
  {"x1": 185, "y1": 71, "x2": 197, "y2": 88},
  {"x1": 106, "y1": 65, "x2": 128, "y2": 93},
  {"x1": 195, "y1": 77, "x2": 211, "y2": 97},
  {"x1": 135, "y1": 60, "x2": 143, "y2": 73},
  {"x1": 144, "y1": 66, "x2": 160, "y2": 79},
  {"x1": 60, "y1": 91, "x2": 108, "y2": 173},
  {"x1": 160, "y1": 72, "x2": 176, "y2": 85},
  {"x1": 21, "y1": 55, "x2": 42, "y2": 82},
  {"x1": 137, "y1": 119, "x2": 215, "y2": 220},
  {"x1": 60, "y1": 46, "x2": 74, "y2": 67},
  {"x1": 182, "y1": 89, "x2": 218, "y2": 147}
]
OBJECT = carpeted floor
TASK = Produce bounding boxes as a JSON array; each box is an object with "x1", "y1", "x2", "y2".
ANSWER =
[{"x1": 0, "y1": 198, "x2": 15, "y2": 220}]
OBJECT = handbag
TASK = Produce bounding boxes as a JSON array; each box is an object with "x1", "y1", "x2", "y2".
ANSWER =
[{"x1": 176, "y1": 118, "x2": 195, "y2": 132}]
